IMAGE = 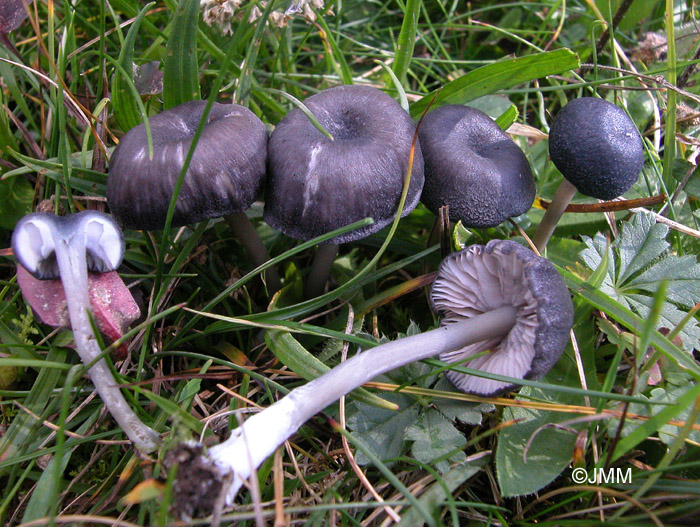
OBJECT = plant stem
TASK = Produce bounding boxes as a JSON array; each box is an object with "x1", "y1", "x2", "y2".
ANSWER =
[
  {"x1": 224, "y1": 212, "x2": 282, "y2": 294},
  {"x1": 207, "y1": 305, "x2": 518, "y2": 505},
  {"x1": 303, "y1": 243, "x2": 338, "y2": 299},
  {"x1": 53, "y1": 231, "x2": 160, "y2": 452},
  {"x1": 532, "y1": 179, "x2": 578, "y2": 252}
]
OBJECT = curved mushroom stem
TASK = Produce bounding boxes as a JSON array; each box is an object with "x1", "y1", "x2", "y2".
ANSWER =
[
  {"x1": 53, "y1": 231, "x2": 161, "y2": 452},
  {"x1": 531, "y1": 179, "x2": 578, "y2": 253},
  {"x1": 224, "y1": 212, "x2": 282, "y2": 294},
  {"x1": 303, "y1": 243, "x2": 339, "y2": 299},
  {"x1": 181, "y1": 305, "x2": 517, "y2": 509}
]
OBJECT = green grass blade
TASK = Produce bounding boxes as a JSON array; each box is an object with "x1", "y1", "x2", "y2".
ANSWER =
[
  {"x1": 392, "y1": 0, "x2": 421, "y2": 87},
  {"x1": 111, "y1": 2, "x2": 154, "y2": 131},
  {"x1": 163, "y1": 0, "x2": 200, "y2": 109},
  {"x1": 410, "y1": 49, "x2": 580, "y2": 117}
]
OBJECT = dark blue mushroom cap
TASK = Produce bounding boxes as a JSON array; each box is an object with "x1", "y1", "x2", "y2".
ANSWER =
[
  {"x1": 265, "y1": 85, "x2": 424, "y2": 244},
  {"x1": 548, "y1": 97, "x2": 645, "y2": 200},
  {"x1": 430, "y1": 239, "x2": 573, "y2": 396},
  {"x1": 107, "y1": 100, "x2": 268, "y2": 230},
  {"x1": 418, "y1": 105, "x2": 535, "y2": 228}
]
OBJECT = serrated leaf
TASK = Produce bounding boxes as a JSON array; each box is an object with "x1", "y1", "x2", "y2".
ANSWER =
[
  {"x1": 406, "y1": 410, "x2": 466, "y2": 473},
  {"x1": 433, "y1": 377, "x2": 492, "y2": 423},
  {"x1": 346, "y1": 391, "x2": 419, "y2": 465},
  {"x1": 579, "y1": 212, "x2": 700, "y2": 349}
]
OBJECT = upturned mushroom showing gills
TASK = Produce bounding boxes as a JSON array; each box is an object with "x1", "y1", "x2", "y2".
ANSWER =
[
  {"x1": 532, "y1": 97, "x2": 645, "y2": 252},
  {"x1": 107, "y1": 100, "x2": 281, "y2": 291},
  {"x1": 168, "y1": 239, "x2": 573, "y2": 517},
  {"x1": 11, "y1": 211, "x2": 160, "y2": 452},
  {"x1": 418, "y1": 105, "x2": 535, "y2": 228},
  {"x1": 265, "y1": 84, "x2": 424, "y2": 298}
]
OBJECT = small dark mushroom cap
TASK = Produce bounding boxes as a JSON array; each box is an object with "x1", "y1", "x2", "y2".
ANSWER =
[
  {"x1": 12, "y1": 211, "x2": 125, "y2": 280},
  {"x1": 0, "y1": 0, "x2": 34, "y2": 33},
  {"x1": 548, "y1": 97, "x2": 645, "y2": 200},
  {"x1": 107, "y1": 100, "x2": 268, "y2": 230},
  {"x1": 430, "y1": 239, "x2": 573, "y2": 396},
  {"x1": 419, "y1": 105, "x2": 535, "y2": 228},
  {"x1": 265, "y1": 85, "x2": 424, "y2": 244}
]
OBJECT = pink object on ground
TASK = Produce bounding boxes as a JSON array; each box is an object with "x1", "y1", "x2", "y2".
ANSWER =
[{"x1": 16, "y1": 265, "x2": 140, "y2": 359}]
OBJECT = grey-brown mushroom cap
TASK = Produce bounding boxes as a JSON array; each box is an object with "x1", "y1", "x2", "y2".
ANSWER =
[
  {"x1": 430, "y1": 239, "x2": 573, "y2": 396},
  {"x1": 107, "y1": 100, "x2": 268, "y2": 230},
  {"x1": 418, "y1": 105, "x2": 535, "y2": 228},
  {"x1": 265, "y1": 85, "x2": 424, "y2": 244},
  {"x1": 0, "y1": 0, "x2": 34, "y2": 33},
  {"x1": 548, "y1": 97, "x2": 645, "y2": 200}
]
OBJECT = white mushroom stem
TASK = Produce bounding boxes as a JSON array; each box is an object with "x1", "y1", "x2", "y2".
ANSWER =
[
  {"x1": 52, "y1": 230, "x2": 161, "y2": 452},
  {"x1": 532, "y1": 179, "x2": 578, "y2": 252},
  {"x1": 208, "y1": 304, "x2": 518, "y2": 504}
]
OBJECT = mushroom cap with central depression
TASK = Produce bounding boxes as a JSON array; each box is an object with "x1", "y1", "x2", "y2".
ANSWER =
[
  {"x1": 430, "y1": 239, "x2": 573, "y2": 396},
  {"x1": 265, "y1": 85, "x2": 424, "y2": 244},
  {"x1": 107, "y1": 100, "x2": 268, "y2": 230},
  {"x1": 419, "y1": 105, "x2": 535, "y2": 228}
]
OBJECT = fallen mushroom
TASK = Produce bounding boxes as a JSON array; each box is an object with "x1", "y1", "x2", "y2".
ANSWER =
[
  {"x1": 11, "y1": 211, "x2": 160, "y2": 452},
  {"x1": 107, "y1": 100, "x2": 281, "y2": 292},
  {"x1": 167, "y1": 239, "x2": 573, "y2": 517},
  {"x1": 265, "y1": 85, "x2": 424, "y2": 298},
  {"x1": 418, "y1": 105, "x2": 536, "y2": 228},
  {"x1": 532, "y1": 97, "x2": 645, "y2": 251}
]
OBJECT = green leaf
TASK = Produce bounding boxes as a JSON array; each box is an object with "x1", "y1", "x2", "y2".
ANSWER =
[
  {"x1": 346, "y1": 390, "x2": 419, "y2": 465},
  {"x1": 0, "y1": 176, "x2": 33, "y2": 229},
  {"x1": 406, "y1": 410, "x2": 467, "y2": 474},
  {"x1": 163, "y1": 0, "x2": 200, "y2": 109},
  {"x1": 496, "y1": 387, "x2": 581, "y2": 497},
  {"x1": 392, "y1": 0, "x2": 421, "y2": 86},
  {"x1": 409, "y1": 49, "x2": 580, "y2": 118},
  {"x1": 579, "y1": 212, "x2": 700, "y2": 349},
  {"x1": 111, "y1": 2, "x2": 154, "y2": 131}
]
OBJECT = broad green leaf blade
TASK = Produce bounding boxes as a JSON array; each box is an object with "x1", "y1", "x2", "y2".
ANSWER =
[
  {"x1": 163, "y1": 0, "x2": 200, "y2": 109},
  {"x1": 111, "y1": 2, "x2": 154, "y2": 131},
  {"x1": 265, "y1": 330, "x2": 397, "y2": 410},
  {"x1": 409, "y1": 49, "x2": 580, "y2": 118},
  {"x1": 406, "y1": 409, "x2": 467, "y2": 473},
  {"x1": 392, "y1": 0, "x2": 421, "y2": 86},
  {"x1": 496, "y1": 386, "x2": 581, "y2": 497}
]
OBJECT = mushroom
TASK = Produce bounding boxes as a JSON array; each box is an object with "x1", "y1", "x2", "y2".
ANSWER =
[
  {"x1": 168, "y1": 239, "x2": 573, "y2": 516},
  {"x1": 11, "y1": 211, "x2": 160, "y2": 452},
  {"x1": 532, "y1": 97, "x2": 645, "y2": 251},
  {"x1": 107, "y1": 100, "x2": 281, "y2": 292},
  {"x1": 265, "y1": 85, "x2": 424, "y2": 298},
  {"x1": 418, "y1": 104, "x2": 535, "y2": 228}
]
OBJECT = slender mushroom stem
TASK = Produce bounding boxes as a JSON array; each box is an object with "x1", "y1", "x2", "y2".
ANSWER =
[
  {"x1": 531, "y1": 179, "x2": 578, "y2": 252},
  {"x1": 52, "y1": 231, "x2": 160, "y2": 452},
  {"x1": 303, "y1": 243, "x2": 338, "y2": 299},
  {"x1": 224, "y1": 212, "x2": 282, "y2": 294},
  {"x1": 13, "y1": 213, "x2": 160, "y2": 452},
  {"x1": 207, "y1": 305, "x2": 517, "y2": 505}
]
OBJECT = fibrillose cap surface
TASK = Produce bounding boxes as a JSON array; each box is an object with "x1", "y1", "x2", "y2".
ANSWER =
[
  {"x1": 430, "y1": 239, "x2": 573, "y2": 396},
  {"x1": 419, "y1": 105, "x2": 535, "y2": 228},
  {"x1": 548, "y1": 97, "x2": 645, "y2": 200},
  {"x1": 107, "y1": 100, "x2": 268, "y2": 230},
  {"x1": 265, "y1": 85, "x2": 424, "y2": 244}
]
